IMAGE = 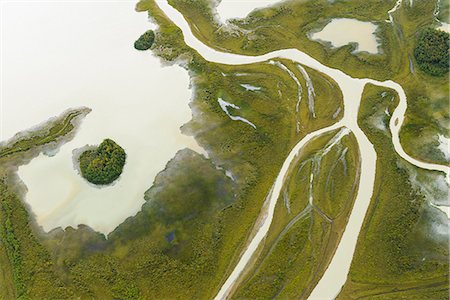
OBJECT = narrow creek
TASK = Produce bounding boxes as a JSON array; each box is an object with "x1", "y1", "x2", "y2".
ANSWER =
[{"x1": 155, "y1": 1, "x2": 450, "y2": 299}]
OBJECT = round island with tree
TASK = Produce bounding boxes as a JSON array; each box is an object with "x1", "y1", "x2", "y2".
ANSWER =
[
  {"x1": 78, "y1": 139, "x2": 126, "y2": 185},
  {"x1": 134, "y1": 30, "x2": 155, "y2": 51}
]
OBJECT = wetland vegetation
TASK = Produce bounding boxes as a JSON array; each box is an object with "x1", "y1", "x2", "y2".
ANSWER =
[
  {"x1": 134, "y1": 29, "x2": 155, "y2": 50},
  {"x1": 0, "y1": 108, "x2": 90, "y2": 162},
  {"x1": 338, "y1": 85, "x2": 449, "y2": 299},
  {"x1": 78, "y1": 139, "x2": 126, "y2": 185},
  {"x1": 338, "y1": 84, "x2": 448, "y2": 299},
  {"x1": 233, "y1": 128, "x2": 360, "y2": 299},
  {"x1": 414, "y1": 28, "x2": 449, "y2": 76},
  {"x1": 0, "y1": 0, "x2": 448, "y2": 298}
]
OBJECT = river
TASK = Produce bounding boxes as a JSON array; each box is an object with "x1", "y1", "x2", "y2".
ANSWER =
[{"x1": 154, "y1": 1, "x2": 450, "y2": 299}]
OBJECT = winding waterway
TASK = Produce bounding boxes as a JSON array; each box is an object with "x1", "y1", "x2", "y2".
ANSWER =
[{"x1": 155, "y1": 1, "x2": 450, "y2": 299}]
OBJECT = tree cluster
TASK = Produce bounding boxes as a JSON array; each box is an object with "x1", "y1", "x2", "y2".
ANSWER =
[
  {"x1": 414, "y1": 28, "x2": 449, "y2": 76},
  {"x1": 134, "y1": 30, "x2": 155, "y2": 51},
  {"x1": 79, "y1": 139, "x2": 126, "y2": 185}
]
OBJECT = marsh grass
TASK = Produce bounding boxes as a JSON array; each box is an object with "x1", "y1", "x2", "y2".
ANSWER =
[
  {"x1": 233, "y1": 129, "x2": 360, "y2": 299},
  {"x1": 338, "y1": 84, "x2": 449, "y2": 299},
  {"x1": 1, "y1": 0, "x2": 448, "y2": 298},
  {"x1": 167, "y1": 0, "x2": 449, "y2": 165},
  {"x1": 0, "y1": 109, "x2": 88, "y2": 161}
]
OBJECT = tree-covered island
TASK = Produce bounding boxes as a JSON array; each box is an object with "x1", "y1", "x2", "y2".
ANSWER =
[
  {"x1": 79, "y1": 139, "x2": 126, "y2": 185},
  {"x1": 134, "y1": 30, "x2": 155, "y2": 51}
]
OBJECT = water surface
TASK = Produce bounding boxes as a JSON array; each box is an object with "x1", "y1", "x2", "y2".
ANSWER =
[
  {"x1": 216, "y1": 0, "x2": 282, "y2": 22},
  {"x1": 2, "y1": 2, "x2": 202, "y2": 235},
  {"x1": 311, "y1": 18, "x2": 380, "y2": 54}
]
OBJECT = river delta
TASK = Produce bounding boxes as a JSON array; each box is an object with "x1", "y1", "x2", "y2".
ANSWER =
[{"x1": 0, "y1": 0, "x2": 448, "y2": 299}]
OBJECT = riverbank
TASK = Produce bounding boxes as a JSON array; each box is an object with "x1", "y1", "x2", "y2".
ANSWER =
[
  {"x1": 146, "y1": 0, "x2": 449, "y2": 298},
  {"x1": 0, "y1": 0, "x2": 447, "y2": 298}
]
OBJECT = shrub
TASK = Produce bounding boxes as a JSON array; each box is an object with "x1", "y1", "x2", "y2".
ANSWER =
[
  {"x1": 79, "y1": 139, "x2": 126, "y2": 185},
  {"x1": 413, "y1": 28, "x2": 449, "y2": 76},
  {"x1": 134, "y1": 30, "x2": 155, "y2": 51}
]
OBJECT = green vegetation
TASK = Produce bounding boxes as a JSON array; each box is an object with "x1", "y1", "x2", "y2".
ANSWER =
[
  {"x1": 233, "y1": 129, "x2": 360, "y2": 299},
  {"x1": 0, "y1": 108, "x2": 90, "y2": 299},
  {"x1": 134, "y1": 29, "x2": 155, "y2": 50},
  {"x1": 338, "y1": 84, "x2": 448, "y2": 299},
  {"x1": 391, "y1": 1, "x2": 450, "y2": 165},
  {"x1": 414, "y1": 28, "x2": 449, "y2": 76},
  {"x1": 167, "y1": 0, "x2": 400, "y2": 80},
  {"x1": 0, "y1": 177, "x2": 75, "y2": 299},
  {"x1": 1, "y1": 146, "x2": 235, "y2": 298},
  {"x1": 0, "y1": 108, "x2": 89, "y2": 160},
  {"x1": 0, "y1": 1, "x2": 346, "y2": 297},
  {"x1": 149, "y1": 1, "x2": 449, "y2": 295},
  {"x1": 0, "y1": 110, "x2": 92, "y2": 299},
  {"x1": 1, "y1": 0, "x2": 449, "y2": 298},
  {"x1": 163, "y1": 0, "x2": 449, "y2": 165},
  {"x1": 79, "y1": 139, "x2": 126, "y2": 185},
  {"x1": 437, "y1": 0, "x2": 450, "y2": 23}
]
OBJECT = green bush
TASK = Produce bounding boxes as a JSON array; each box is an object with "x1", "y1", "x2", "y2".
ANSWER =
[
  {"x1": 414, "y1": 28, "x2": 449, "y2": 76},
  {"x1": 79, "y1": 139, "x2": 126, "y2": 185},
  {"x1": 134, "y1": 30, "x2": 155, "y2": 51}
]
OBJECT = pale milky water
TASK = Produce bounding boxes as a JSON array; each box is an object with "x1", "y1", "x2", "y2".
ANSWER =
[
  {"x1": 2, "y1": 0, "x2": 448, "y2": 297},
  {"x1": 438, "y1": 22, "x2": 450, "y2": 33},
  {"x1": 311, "y1": 18, "x2": 380, "y2": 54},
  {"x1": 438, "y1": 134, "x2": 450, "y2": 160},
  {"x1": 2, "y1": 2, "x2": 202, "y2": 235},
  {"x1": 216, "y1": 0, "x2": 282, "y2": 22},
  {"x1": 154, "y1": 1, "x2": 450, "y2": 299}
]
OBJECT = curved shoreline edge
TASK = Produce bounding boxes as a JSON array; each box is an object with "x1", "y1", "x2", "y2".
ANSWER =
[{"x1": 152, "y1": 1, "x2": 450, "y2": 299}]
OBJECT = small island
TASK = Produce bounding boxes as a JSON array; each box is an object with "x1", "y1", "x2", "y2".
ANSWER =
[
  {"x1": 134, "y1": 30, "x2": 155, "y2": 51},
  {"x1": 78, "y1": 139, "x2": 126, "y2": 185}
]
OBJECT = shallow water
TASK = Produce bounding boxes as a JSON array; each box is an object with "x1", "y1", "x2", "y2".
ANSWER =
[
  {"x1": 311, "y1": 18, "x2": 380, "y2": 54},
  {"x1": 437, "y1": 134, "x2": 449, "y2": 160},
  {"x1": 3, "y1": 2, "x2": 202, "y2": 235},
  {"x1": 154, "y1": 1, "x2": 450, "y2": 299},
  {"x1": 218, "y1": 98, "x2": 257, "y2": 128},
  {"x1": 216, "y1": 0, "x2": 282, "y2": 22},
  {"x1": 240, "y1": 83, "x2": 261, "y2": 91},
  {"x1": 3, "y1": 0, "x2": 448, "y2": 297},
  {"x1": 438, "y1": 22, "x2": 450, "y2": 33}
]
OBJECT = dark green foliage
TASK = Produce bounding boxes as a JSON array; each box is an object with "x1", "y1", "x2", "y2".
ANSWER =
[
  {"x1": 134, "y1": 30, "x2": 155, "y2": 50},
  {"x1": 0, "y1": 178, "x2": 74, "y2": 299},
  {"x1": 79, "y1": 139, "x2": 126, "y2": 185},
  {"x1": 414, "y1": 28, "x2": 449, "y2": 76},
  {"x1": 0, "y1": 183, "x2": 26, "y2": 298}
]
